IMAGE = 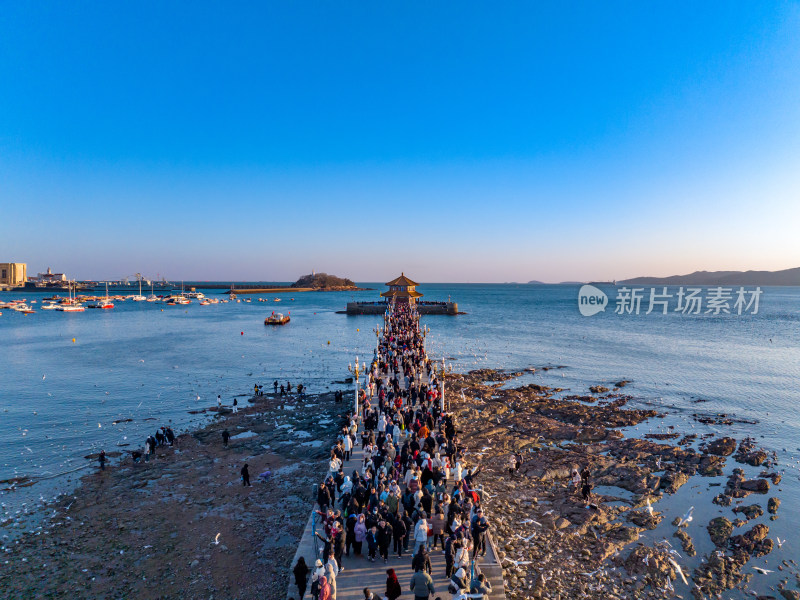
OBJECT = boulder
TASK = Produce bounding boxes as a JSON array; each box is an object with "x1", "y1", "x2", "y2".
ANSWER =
[
  {"x1": 707, "y1": 437, "x2": 737, "y2": 456},
  {"x1": 740, "y1": 479, "x2": 770, "y2": 493},
  {"x1": 767, "y1": 497, "x2": 780, "y2": 514},
  {"x1": 707, "y1": 517, "x2": 733, "y2": 547}
]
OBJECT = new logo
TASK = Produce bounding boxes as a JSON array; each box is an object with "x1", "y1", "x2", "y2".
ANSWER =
[{"x1": 578, "y1": 284, "x2": 608, "y2": 316}]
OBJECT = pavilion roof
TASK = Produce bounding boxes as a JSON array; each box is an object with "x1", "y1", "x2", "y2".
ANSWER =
[{"x1": 385, "y1": 273, "x2": 419, "y2": 287}]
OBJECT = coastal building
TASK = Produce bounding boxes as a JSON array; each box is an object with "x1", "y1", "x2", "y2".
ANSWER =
[
  {"x1": 380, "y1": 273, "x2": 423, "y2": 305},
  {"x1": 0, "y1": 262, "x2": 27, "y2": 287},
  {"x1": 33, "y1": 267, "x2": 67, "y2": 284}
]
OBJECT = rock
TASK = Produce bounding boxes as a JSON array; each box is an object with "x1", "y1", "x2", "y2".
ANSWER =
[
  {"x1": 590, "y1": 385, "x2": 610, "y2": 394},
  {"x1": 674, "y1": 528, "x2": 697, "y2": 556},
  {"x1": 780, "y1": 590, "x2": 800, "y2": 600},
  {"x1": 660, "y1": 471, "x2": 690, "y2": 494},
  {"x1": 730, "y1": 523, "x2": 771, "y2": 556},
  {"x1": 707, "y1": 517, "x2": 733, "y2": 547},
  {"x1": 740, "y1": 479, "x2": 770, "y2": 493},
  {"x1": 707, "y1": 437, "x2": 737, "y2": 456},
  {"x1": 732, "y1": 504, "x2": 763, "y2": 520},
  {"x1": 698, "y1": 455, "x2": 726, "y2": 476},
  {"x1": 767, "y1": 497, "x2": 780, "y2": 514}
]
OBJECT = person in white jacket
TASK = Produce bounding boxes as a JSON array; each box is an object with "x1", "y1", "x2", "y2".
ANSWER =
[
  {"x1": 342, "y1": 433, "x2": 353, "y2": 462},
  {"x1": 414, "y1": 516, "x2": 429, "y2": 555}
]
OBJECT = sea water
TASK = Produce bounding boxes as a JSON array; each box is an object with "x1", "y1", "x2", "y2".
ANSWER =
[{"x1": 1, "y1": 283, "x2": 798, "y2": 593}]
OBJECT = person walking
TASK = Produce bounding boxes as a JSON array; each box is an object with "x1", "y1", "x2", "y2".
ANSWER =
[
  {"x1": 217, "y1": 394, "x2": 222, "y2": 409},
  {"x1": 413, "y1": 514, "x2": 429, "y2": 555},
  {"x1": 409, "y1": 567, "x2": 435, "y2": 600},
  {"x1": 233, "y1": 398, "x2": 238, "y2": 413},
  {"x1": 241, "y1": 463, "x2": 251, "y2": 487},
  {"x1": 98, "y1": 450, "x2": 106, "y2": 471},
  {"x1": 274, "y1": 380, "x2": 279, "y2": 394},
  {"x1": 385, "y1": 568, "x2": 402, "y2": 600},
  {"x1": 222, "y1": 429, "x2": 230, "y2": 447},
  {"x1": 293, "y1": 556, "x2": 310, "y2": 599}
]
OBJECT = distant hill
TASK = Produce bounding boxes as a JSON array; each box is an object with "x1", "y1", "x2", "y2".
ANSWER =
[
  {"x1": 621, "y1": 267, "x2": 800, "y2": 286},
  {"x1": 291, "y1": 273, "x2": 357, "y2": 289},
  {"x1": 526, "y1": 280, "x2": 546, "y2": 285}
]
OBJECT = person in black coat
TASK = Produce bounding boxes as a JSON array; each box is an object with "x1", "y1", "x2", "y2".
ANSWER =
[
  {"x1": 376, "y1": 518, "x2": 393, "y2": 563},
  {"x1": 392, "y1": 514, "x2": 407, "y2": 557},
  {"x1": 293, "y1": 556, "x2": 310, "y2": 599},
  {"x1": 317, "y1": 483, "x2": 331, "y2": 512}
]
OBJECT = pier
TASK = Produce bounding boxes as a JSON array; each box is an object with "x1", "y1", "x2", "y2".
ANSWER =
[
  {"x1": 345, "y1": 274, "x2": 460, "y2": 315},
  {"x1": 287, "y1": 298, "x2": 503, "y2": 600}
]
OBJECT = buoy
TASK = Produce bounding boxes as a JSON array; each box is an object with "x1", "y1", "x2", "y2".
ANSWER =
[
  {"x1": 241, "y1": 331, "x2": 244, "y2": 335},
  {"x1": 327, "y1": 341, "x2": 331, "y2": 345},
  {"x1": 72, "y1": 338, "x2": 76, "y2": 343},
  {"x1": 357, "y1": 328, "x2": 360, "y2": 332}
]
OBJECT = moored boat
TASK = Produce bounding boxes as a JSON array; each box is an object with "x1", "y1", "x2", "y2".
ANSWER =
[{"x1": 264, "y1": 312, "x2": 290, "y2": 325}]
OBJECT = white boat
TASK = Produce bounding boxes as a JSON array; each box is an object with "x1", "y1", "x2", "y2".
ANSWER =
[
  {"x1": 130, "y1": 276, "x2": 146, "y2": 302},
  {"x1": 56, "y1": 280, "x2": 85, "y2": 312},
  {"x1": 89, "y1": 283, "x2": 114, "y2": 309},
  {"x1": 186, "y1": 291, "x2": 205, "y2": 299},
  {"x1": 41, "y1": 303, "x2": 59, "y2": 310},
  {"x1": 146, "y1": 282, "x2": 159, "y2": 302},
  {"x1": 12, "y1": 303, "x2": 35, "y2": 314}
]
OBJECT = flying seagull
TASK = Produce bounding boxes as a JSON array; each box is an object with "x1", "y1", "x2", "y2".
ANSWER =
[
  {"x1": 213, "y1": 533, "x2": 221, "y2": 545},
  {"x1": 676, "y1": 506, "x2": 694, "y2": 527},
  {"x1": 752, "y1": 566, "x2": 773, "y2": 575},
  {"x1": 668, "y1": 558, "x2": 688, "y2": 585}
]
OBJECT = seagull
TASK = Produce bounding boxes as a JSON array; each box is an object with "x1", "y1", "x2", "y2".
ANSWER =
[
  {"x1": 503, "y1": 558, "x2": 532, "y2": 567},
  {"x1": 668, "y1": 558, "x2": 688, "y2": 585},
  {"x1": 677, "y1": 506, "x2": 694, "y2": 527},
  {"x1": 645, "y1": 498, "x2": 654, "y2": 516},
  {"x1": 213, "y1": 533, "x2": 221, "y2": 545},
  {"x1": 752, "y1": 566, "x2": 773, "y2": 575},
  {"x1": 775, "y1": 537, "x2": 784, "y2": 548},
  {"x1": 520, "y1": 519, "x2": 542, "y2": 526}
]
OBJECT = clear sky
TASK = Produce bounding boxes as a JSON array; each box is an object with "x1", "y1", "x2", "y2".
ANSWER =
[{"x1": 1, "y1": 2, "x2": 799, "y2": 283}]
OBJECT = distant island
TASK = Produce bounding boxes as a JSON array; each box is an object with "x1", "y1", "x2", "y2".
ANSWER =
[
  {"x1": 224, "y1": 273, "x2": 367, "y2": 295},
  {"x1": 291, "y1": 272, "x2": 359, "y2": 290},
  {"x1": 621, "y1": 267, "x2": 800, "y2": 286}
]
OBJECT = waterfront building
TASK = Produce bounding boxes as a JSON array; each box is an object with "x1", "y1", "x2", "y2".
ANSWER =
[
  {"x1": 33, "y1": 267, "x2": 67, "y2": 284},
  {"x1": 380, "y1": 273, "x2": 423, "y2": 305},
  {"x1": 0, "y1": 262, "x2": 27, "y2": 287}
]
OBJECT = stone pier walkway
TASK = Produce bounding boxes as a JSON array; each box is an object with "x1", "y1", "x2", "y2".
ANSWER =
[{"x1": 287, "y1": 441, "x2": 506, "y2": 600}]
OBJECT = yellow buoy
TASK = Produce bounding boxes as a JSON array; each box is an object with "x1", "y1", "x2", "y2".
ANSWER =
[
  {"x1": 72, "y1": 338, "x2": 76, "y2": 343},
  {"x1": 327, "y1": 341, "x2": 331, "y2": 345},
  {"x1": 357, "y1": 328, "x2": 360, "y2": 332}
]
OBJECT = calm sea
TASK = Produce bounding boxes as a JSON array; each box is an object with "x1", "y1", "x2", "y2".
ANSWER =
[{"x1": 1, "y1": 283, "x2": 798, "y2": 591}]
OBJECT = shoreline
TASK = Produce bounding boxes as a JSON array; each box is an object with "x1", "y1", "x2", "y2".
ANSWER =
[
  {"x1": 0, "y1": 390, "x2": 346, "y2": 599},
  {"x1": 1, "y1": 369, "x2": 792, "y2": 599}
]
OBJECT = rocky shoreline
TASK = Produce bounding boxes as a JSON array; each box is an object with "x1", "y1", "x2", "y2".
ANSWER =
[
  {"x1": 2, "y1": 367, "x2": 796, "y2": 600},
  {"x1": 0, "y1": 391, "x2": 345, "y2": 600},
  {"x1": 446, "y1": 368, "x2": 796, "y2": 600}
]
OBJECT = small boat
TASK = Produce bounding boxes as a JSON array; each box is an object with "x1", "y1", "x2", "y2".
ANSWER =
[
  {"x1": 56, "y1": 280, "x2": 85, "y2": 311},
  {"x1": 130, "y1": 277, "x2": 146, "y2": 301},
  {"x1": 264, "y1": 312, "x2": 290, "y2": 325},
  {"x1": 12, "y1": 303, "x2": 36, "y2": 314},
  {"x1": 41, "y1": 303, "x2": 59, "y2": 310},
  {"x1": 186, "y1": 291, "x2": 205, "y2": 299},
  {"x1": 89, "y1": 283, "x2": 114, "y2": 308},
  {"x1": 56, "y1": 304, "x2": 85, "y2": 312},
  {"x1": 273, "y1": 298, "x2": 282, "y2": 302}
]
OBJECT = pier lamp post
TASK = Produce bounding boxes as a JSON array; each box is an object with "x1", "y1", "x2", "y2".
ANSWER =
[
  {"x1": 437, "y1": 357, "x2": 447, "y2": 414},
  {"x1": 348, "y1": 356, "x2": 362, "y2": 418}
]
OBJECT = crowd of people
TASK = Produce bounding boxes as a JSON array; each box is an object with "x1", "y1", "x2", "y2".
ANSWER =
[{"x1": 292, "y1": 302, "x2": 495, "y2": 600}]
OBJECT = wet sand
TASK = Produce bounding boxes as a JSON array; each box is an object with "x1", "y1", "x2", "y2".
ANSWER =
[{"x1": 0, "y1": 391, "x2": 344, "y2": 600}]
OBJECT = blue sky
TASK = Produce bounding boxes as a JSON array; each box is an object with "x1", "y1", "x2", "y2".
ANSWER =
[{"x1": 1, "y1": 2, "x2": 799, "y2": 282}]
